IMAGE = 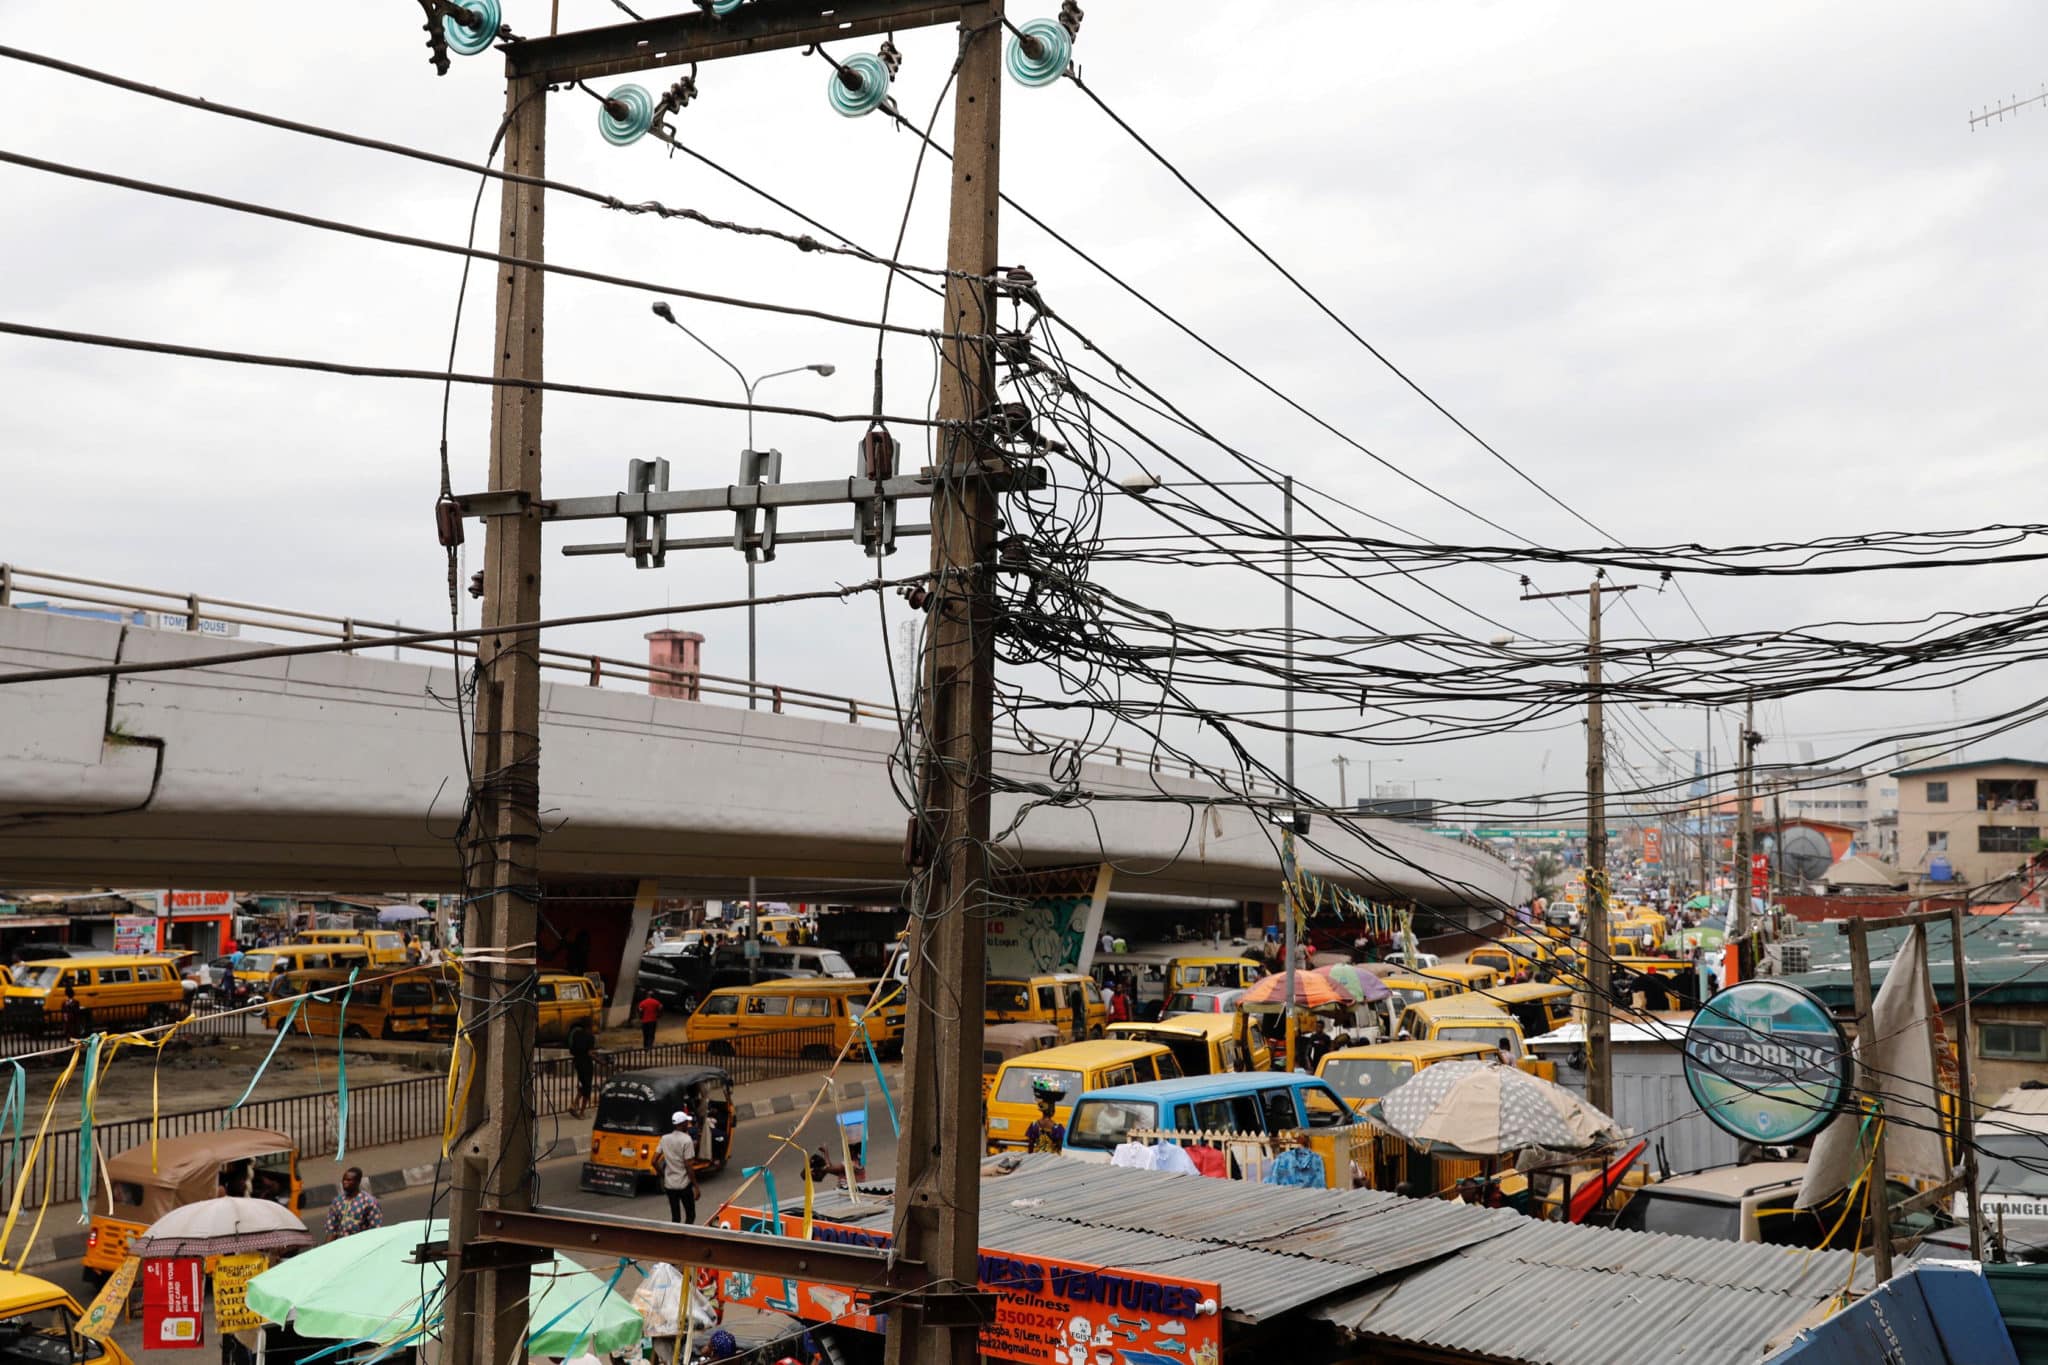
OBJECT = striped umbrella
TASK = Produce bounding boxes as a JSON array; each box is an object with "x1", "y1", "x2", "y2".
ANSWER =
[
  {"x1": 1321, "y1": 962, "x2": 1391, "y2": 1003},
  {"x1": 1238, "y1": 969, "x2": 1347, "y2": 1010},
  {"x1": 1371, "y1": 1060, "x2": 1622, "y2": 1156}
]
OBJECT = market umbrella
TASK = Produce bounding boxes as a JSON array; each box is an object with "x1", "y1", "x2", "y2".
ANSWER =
[
  {"x1": 1370, "y1": 1060, "x2": 1623, "y2": 1157},
  {"x1": 246, "y1": 1219, "x2": 642, "y2": 1355},
  {"x1": 1238, "y1": 969, "x2": 1348, "y2": 1010},
  {"x1": 129, "y1": 1197, "x2": 312, "y2": 1259},
  {"x1": 1321, "y1": 963, "x2": 1391, "y2": 1004},
  {"x1": 1685, "y1": 893, "x2": 1715, "y2": 911},
  {"x1": 377, "y1": 904, "x2": 433, "y2": 924},
  {"x1": 1666, "y1": 926, "x2": 1726, "y2": 954}
]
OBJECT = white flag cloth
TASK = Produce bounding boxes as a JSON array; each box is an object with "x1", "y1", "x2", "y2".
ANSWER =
[{"x1": 1798, "y1": 925, "x2": 1948, "y2": 1208}]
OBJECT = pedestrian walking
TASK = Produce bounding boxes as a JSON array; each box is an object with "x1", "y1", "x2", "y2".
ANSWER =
[
  {"x1": 1107, "y1": 984, "x2": 1130, "y2": 1024},
  {"x1": 637, "y1": 990, "x2": 662, "y2": 1049},
  {"x1": 567, "y1": 1020, "x2": 597, "y2": 1117},
  {"x1": 324, "y1": 1166, "x2": 382, "y2": 1240},
  {"x1": 60, "y1": 984, "x2": 81, "y2": 1040},
  {"x1": 656, "y1": 1111, "x2": 699, "y2": 1224}
]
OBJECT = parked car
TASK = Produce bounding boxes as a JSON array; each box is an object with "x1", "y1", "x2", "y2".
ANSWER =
[
  {"x1": 635, "y1": 958, "x2": 704, "y2": 1014},
  {"x1": 1613, "y1": 1160, "x2": 1937, "y2": 1246},
  {"x1": 1162, "y1": 986, "x2": 1248, "y2": 1016},
  {"x1": 711, "y1": 944, "x2": 857, "y2": 980}
]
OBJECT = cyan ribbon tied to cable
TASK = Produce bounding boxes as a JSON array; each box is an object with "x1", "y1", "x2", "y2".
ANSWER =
[
  {"x1": 740, "y1": 1166, "x2": 783, "y2": 1235},
  {"x1": 854, "y1": 1015, "x2": 899, "y2": 1139},
  {"x1": 334, "y1": 965, "x2": 359, "y2": 1163},
  {"x1": 0, "y1": 1063, "x2": 24, "y2": 1196},
  {"x1": 226, "y1": 994, "x2": 304, "y2": 1125}
]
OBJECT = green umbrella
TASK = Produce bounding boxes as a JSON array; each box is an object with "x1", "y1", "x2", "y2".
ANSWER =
[
  {"x1": 247, "y1": 1219, "x2": 642, "y2": 1356},
  {"x1": 1666, "y1": 926, "x2": 1726, "y2": 953},
  {"x1": 1685, "y1": 894, "x2": 1715, "y2": 911}
]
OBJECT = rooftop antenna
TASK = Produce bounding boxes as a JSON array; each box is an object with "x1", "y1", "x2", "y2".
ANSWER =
[{"x1": 1970, "y1": 85, "x2": 2048, "y2": 129}]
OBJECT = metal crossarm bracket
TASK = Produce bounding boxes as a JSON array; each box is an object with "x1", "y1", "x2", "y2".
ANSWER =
[
  {"x1": 517, "y1": 461, "x2": 1044, "y2": 561},
  {"x1": 857, "y1": 427, "x2": 900, "y2": 557},
  {"x1": 735, "y1": 448, "x2": 782, "y2": 564},
  {"x1": 626, "y1": 457, "x2": 670, "y2": 568},
  {"x1": 453, "y1": 489, "x2": 538, "y2": 518}
]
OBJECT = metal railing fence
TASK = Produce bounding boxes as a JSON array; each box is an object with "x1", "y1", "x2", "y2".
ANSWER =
[
  {"x1": 2, "y1": 1022, "x2": 843, "y2": 1210},
  {"x1": 0, "y1": 563, "x2": 1283, "y2": 792}
]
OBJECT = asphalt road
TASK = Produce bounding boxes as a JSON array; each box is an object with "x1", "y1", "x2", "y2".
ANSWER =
[{"x1": 376, "y1": 1104, "x2": 904, "y2": 1230}]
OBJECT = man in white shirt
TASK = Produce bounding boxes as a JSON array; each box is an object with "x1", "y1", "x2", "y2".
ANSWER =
[{"x1": 656, "y1": 1111, "x2": 699, "y2": 1224}]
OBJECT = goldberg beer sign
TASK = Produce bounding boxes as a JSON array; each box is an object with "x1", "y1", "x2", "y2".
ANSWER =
[{"x1": 1682, "y1": 980, "x2": 1851, "y2": 1144}]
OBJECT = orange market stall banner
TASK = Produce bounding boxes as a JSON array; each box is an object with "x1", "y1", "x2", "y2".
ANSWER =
[{"x1": 714, "y1": 1210, "x2": 1222, "y2": 1365}]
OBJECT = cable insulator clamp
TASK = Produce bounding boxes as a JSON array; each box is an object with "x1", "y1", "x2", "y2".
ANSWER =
[
  {"x1": 1007, "y1": 17, "x2": 1072, "y2": 87},
  {"x1": 827, "y1": 52, "x2": 892, "y2": 117},
  {"x1": 599, "y1": 84, "x2": 657, "y2": 146},
  {"x1": 443, "y1": 0, "x2": 501, "y2": 58}
]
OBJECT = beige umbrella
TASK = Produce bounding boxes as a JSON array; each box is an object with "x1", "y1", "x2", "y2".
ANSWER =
[
  {"x1": 128, "y1": 1196, "x2": 312, "y2": 1259},
  {"x1": 1370, "y1": 1060, "x2": 1622, "y2": 1157}
]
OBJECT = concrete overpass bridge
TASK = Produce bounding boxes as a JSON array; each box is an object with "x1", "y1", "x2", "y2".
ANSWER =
[{"x1": 0, "y1": 569, "x2": 1523, "y2": 914}]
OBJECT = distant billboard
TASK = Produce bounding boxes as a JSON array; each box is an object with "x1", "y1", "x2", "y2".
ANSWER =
[{"x1": 15, "y1": 601, "x2": 239, "y2": 637}]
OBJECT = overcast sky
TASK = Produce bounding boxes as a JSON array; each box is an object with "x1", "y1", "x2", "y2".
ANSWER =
[{"x1": 5, "y1": 1, "x2": 2047, "y2": 822}]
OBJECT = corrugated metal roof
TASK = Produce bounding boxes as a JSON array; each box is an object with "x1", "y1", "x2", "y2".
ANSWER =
[
  {"x1": 794, "y1": 1155, "x2": 1870, "y2": 1357},
  {"x1": 1315, "y1": 1217, "x2": 1873, "y2": 1364}
]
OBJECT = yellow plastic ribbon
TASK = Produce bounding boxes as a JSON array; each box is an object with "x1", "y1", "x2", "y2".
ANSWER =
[
  {"x1": 0, "y1": 1047, "x2": 82, "y2": 1268},
  {"x1": 441, "y1": 1016, "x2": 476, "y2": 1158},
  {"x1": 800, "y1": 1160, "x2": 815, "y2": 1241}
]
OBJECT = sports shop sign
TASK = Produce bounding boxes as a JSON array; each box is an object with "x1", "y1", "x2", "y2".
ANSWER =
[{"x1": 715, "y1": 1209, "x2": 1222, "y2": 1364}]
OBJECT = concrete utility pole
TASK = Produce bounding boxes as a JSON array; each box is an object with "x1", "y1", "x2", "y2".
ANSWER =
[
  {"x1": 431, "y1": 11, "x2": 1016, "y2": 1365},
  {"x1": 1584, "y1": 582, "x2": 1610, "y2": 1115},
  {"x1": 1732, "y1": 695, "x2": 1758, "y2": 944},
  {"x1": 1281, "y1": 474, "x2": 1299, "y2": 1073},
  {"x1": 889, "y1": 4, "x2": 1003, "y2": 1361},
  {"x1": 444, "y1": 69, "x2": 547, "y2": 1365},
  {"x1": 1332, "y1": 754, "x2": 1350, "y2": 807},
  {"x1": 1522, "y1": 577, "x2": 1634, "y2": 1115}
]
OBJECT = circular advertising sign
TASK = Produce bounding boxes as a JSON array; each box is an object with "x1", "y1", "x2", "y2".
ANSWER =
[{"x1": 1682, "y1": 979, "x2": 1851, "y2": 1145}]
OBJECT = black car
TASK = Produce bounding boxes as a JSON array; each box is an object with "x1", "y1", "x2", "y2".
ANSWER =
[{"x1": 634, "y1": 957, "x2": 705, "y2": 1014}]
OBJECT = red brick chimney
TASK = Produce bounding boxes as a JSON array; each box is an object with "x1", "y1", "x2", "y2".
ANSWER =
[{"x1": 644, "y1": 630, "x2": 703, "y2": 700}]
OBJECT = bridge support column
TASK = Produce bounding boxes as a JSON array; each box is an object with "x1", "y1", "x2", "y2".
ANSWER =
[{"x1": 537, "y1": 877, "x2": 655, "y2": 1025}]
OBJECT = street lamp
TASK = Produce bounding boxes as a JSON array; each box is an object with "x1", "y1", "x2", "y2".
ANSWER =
[
  {"x1": 651, "y1": 302, "x2": 832, "y2": 986},
  {"x1": 1363, "y1": 756, "x2": 1406, "y2": 806},
  {"x1": 649, "y1": 301, "x2": 833, "y2": 708}
]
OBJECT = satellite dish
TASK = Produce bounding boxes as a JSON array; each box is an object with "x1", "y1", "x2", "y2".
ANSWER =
[{"x1": 1778, "y1": 826, "x2": 1834, "y2": 882}]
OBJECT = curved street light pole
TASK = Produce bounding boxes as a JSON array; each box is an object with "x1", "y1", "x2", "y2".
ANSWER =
[{"x1": 651, "y1": 304, "x2": 833, "y2": 976}]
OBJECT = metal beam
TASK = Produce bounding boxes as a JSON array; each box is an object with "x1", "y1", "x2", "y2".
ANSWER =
[
  {"x1": 562, "y1": 522, "x2": 934, "y2": 556},
  {"x1": 458, "y1": 467, "x2": 1042, "y2": 524},
  {"x1": 478, "y1": 1208, "x2": 926, "y2": 1290},
  {"x1": 508, "y1": 0, "x2": 964, "y2": 84},
  {"x1": 1839, "y1": 908, "x2": 1952, "y2": 935}
]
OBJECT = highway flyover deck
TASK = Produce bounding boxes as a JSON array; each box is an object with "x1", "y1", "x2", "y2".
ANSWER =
[{"x1": 0, "y1": 607, "x2": 1519, "y2": 906}]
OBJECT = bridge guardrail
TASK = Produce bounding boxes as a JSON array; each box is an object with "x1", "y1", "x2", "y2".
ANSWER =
[{"x1": 0, "y1": 563, "x2": 1287, "y2": 795}]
